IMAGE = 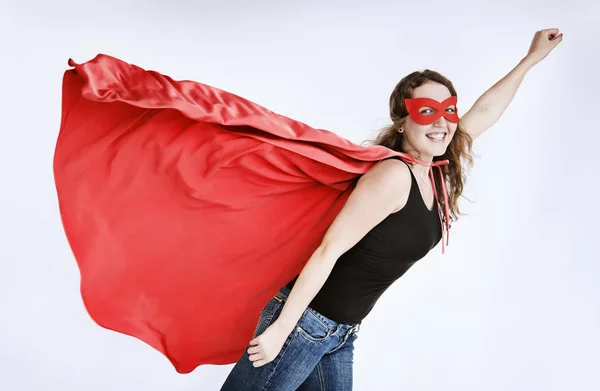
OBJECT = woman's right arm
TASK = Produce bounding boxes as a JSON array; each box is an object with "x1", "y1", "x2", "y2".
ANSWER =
[{"x1": 272, "y1": 158, "x2": 412, "y2": 333}]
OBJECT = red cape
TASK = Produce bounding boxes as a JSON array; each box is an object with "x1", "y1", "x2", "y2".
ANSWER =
[{"x1": 53, "y1": 54, "x2": 429, "y2": 373}]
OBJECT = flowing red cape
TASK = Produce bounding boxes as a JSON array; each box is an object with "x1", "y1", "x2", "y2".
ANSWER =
[{"x1": 53, "y1": 54, "x2": 421, "y2": 373}]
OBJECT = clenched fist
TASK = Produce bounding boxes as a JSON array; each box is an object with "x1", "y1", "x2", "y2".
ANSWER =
[{"x1": 525, "y1": 28, "x2": 563, "y2": 64}]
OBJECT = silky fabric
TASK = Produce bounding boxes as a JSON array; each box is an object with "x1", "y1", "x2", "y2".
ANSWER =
[{"x1": 53, "y1": 54, "x2": 449, "y2": 373}]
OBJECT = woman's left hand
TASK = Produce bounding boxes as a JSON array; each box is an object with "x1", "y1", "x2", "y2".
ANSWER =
[
  {"x1": 525, "y1": 28, "x2": 563, "y2": 64},
  {"x1": 247, "y1": 322, "x2": 291, "y2": 368}
]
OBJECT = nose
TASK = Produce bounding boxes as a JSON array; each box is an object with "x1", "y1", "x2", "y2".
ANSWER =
[{"x1": 433, "y1": 116, "x2": 448, "y2": 127}]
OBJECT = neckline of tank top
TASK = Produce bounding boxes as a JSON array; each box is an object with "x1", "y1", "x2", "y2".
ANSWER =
[
  {"x1": 376, "y1": 154, "x2": 450, "y2": 253},
  {"x1": 390, "y1": 167, "x2": 438, "y2": 215},
  {"x1": 407, "y1": 166, "x2": 437, "y2": 213}
]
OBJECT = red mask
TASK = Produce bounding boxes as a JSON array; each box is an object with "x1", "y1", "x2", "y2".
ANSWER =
[{"x1": 404, "y1": 96, "x2": 459, "y2": 125}]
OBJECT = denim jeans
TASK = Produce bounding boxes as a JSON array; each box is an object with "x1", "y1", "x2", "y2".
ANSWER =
[{"x1": 220, "y1": 286, "x2": 360, "y2": 391}]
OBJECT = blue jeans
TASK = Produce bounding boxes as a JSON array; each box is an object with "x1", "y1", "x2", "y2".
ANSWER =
[{"x1": 220, "y1": 286, "x2": 360, "y2": 391}]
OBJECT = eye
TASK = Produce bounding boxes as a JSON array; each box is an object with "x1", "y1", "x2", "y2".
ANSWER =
[
  {"x1": 419, "y1": 107, "x2": 435, "y2": 115},
  {"x1": 446, "y1": 107, "x2": 456, "y2": 113}
]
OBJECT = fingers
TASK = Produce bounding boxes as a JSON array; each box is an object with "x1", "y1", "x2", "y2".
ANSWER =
[
  {"x1": 537, "y1": 28, "x2": 563, "y2": 45},
  {"x1": 247, "y1": 341, "x2": 273, "y2": 367},
  {"x1": 548, "y1": 32, "x2": 563, "y2": 45},
  {"x1": 542, "y1": 28, "x2": 562, "y2": 40},
  {"x1": 252, "y1": 359, "x2": 268, "y2": 368},
  {"x1": 247, "y1": 347, "x2": 272, "y2": 367},
  {"x1": 247, "y1": 340, "x2": 262, "y2": 357},
  {"x1": 248, "y1": 351, "x2": 262, "y2": 361},
  {"x1": 541, "y1": 28, "x2": 559, "y2": 35}
]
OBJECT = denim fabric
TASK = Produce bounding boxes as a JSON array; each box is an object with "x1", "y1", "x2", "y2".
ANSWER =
[{"x1": 220, "y1": 286, "x2": 360, "y2": 391}]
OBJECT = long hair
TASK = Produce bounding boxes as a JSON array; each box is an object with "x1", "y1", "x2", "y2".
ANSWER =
[{"x1": 363, "y1": 70, "x2": 475, "y2": 224}]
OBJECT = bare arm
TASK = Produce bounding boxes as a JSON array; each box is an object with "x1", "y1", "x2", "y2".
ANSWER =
[
  {"x1": 460, "y1": 28, "x2": 563, "y2": 141},
  {"x1": 459, "y1": 56, "x2": 536, "y2": 141},
  {"x1": 273, "y1": 159, "x2": 412, "y2": 333}
]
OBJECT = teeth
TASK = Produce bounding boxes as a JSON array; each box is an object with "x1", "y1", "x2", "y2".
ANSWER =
[{"x1": 427, "y1": 133, "x2": 445, "y2": 141}]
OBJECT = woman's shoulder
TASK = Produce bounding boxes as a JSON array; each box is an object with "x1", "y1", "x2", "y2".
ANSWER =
[
  {"x1": 357, "y1": 157, "x2": 412, "y2": 191},
  {"x1": 346, "y1": 159, "x2": 412, "y2": 213},
  {"x1": 379, "y1": 156, "x2": 410, "y2": 166},
  {"x1": 374, "y1": 156, "x2": 411, "y2": 175}
]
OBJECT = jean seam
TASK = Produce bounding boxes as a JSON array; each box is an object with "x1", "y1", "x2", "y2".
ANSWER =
[
  {"x1": 317, "y1": 362, "x2": 325, "y2": 391},
  {"x1": 259, "y1": 329, "x2": 296, "y2": 391}
]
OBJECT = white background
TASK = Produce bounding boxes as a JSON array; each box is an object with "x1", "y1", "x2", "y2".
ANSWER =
[{"x1": 1, "y1": 1, "x2": 599, "y2": 390}]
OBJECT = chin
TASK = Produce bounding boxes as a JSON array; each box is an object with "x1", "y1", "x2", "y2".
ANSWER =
[
  {"x1": 405, "y1": 135, "x2": 452, "y2": 160},
  {"x1": 421, "y1": 140, "x2": 450, "y2": 158},
  {"x1": 433, "y1": 144, "x2": 450, "y2": 157}
]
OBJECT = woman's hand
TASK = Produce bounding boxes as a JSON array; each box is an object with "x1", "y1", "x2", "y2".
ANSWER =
[
  {"x1": 525, "y1": 28, "x2": 563, "y2": 64},
  {"x1": 247, "y1": 321, "x2": 292, "y2": 368}
]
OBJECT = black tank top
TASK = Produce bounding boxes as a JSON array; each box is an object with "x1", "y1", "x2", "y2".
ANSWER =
[{"x1": 285, "y1": 157, "x2": 442, "y2": 325}]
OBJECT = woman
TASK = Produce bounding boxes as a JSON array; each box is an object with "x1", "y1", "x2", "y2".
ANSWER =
[
  {"x1": 219, "y1": 28, "x2": 563, "y2": 390},
  {"x1": 53, "y1": 28, "x2": 561, "y2": 384}
]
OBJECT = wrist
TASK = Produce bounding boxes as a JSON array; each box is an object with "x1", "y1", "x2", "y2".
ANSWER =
[
  {"x1": 520, "y1": 55, "x2": 539, "y2": 70},
  {"x1": 273, "y1": 318, "x2": 297, "y2": 334}
]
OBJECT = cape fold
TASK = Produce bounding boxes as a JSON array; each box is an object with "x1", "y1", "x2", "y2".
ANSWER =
[{"x1": 53, "y1": 54, "x2": 411, "y2": 373}]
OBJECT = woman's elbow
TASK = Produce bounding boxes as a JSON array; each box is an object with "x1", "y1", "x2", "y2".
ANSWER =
[{"x1": 314, "y1": 240, "x2": 344, "y2": 266}]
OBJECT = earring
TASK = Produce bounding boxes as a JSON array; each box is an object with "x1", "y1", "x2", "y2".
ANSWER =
[{"x1": 398, "y1": 128, "x2": 404, "y2": 134}]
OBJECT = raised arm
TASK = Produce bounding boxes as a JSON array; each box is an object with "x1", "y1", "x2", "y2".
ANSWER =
[
  {"x1": 460, "y1": 28, "x2": 563, "y2": 140},
  {"x1": 247, "y1": 158, "x2": 412, "y2": 367}
]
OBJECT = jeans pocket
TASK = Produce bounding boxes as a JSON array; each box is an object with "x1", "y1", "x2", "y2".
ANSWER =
[{"x1": 295, "y1": 309, "x2": 333, "y2": 343}]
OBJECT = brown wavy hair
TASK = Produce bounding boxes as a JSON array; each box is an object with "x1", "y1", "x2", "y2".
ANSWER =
[{"x1": 362, "y1": 70, "x2": 475, "y2": 225}]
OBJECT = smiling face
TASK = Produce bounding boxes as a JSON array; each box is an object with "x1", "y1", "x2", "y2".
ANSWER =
[
  {"x1": 370, "y1": 70, "x2": 474, "y2": 228},
  {"x1": 400, "y1": 81, "x2": 459, "y2": 161}
]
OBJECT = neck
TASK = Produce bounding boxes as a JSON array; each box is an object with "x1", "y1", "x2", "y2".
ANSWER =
[
  {"x1": 409, "y1": 163, "x2": 431, "y2": 179},
  {"x1": 400, "y1": 149, "x2": 434, "y2": 180}
]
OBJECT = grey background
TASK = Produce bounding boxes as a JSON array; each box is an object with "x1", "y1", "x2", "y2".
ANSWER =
[{"x1": 1, "y1": 1, "x2": 599, "y2": 390}]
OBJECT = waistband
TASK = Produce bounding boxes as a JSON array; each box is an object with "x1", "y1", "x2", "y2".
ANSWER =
[{"x1": 275, "y1": 286, "x2": 361, "y2": 336}]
